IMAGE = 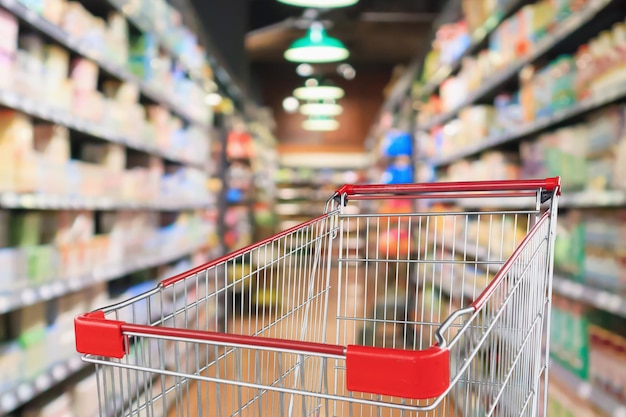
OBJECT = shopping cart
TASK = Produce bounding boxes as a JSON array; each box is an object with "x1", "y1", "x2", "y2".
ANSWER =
[{"x1": 75, "y1": 178, "x2": 560, "y2": 417}]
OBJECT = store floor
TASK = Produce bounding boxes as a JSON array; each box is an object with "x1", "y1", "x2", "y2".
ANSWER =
[{"x1": 164, "y1": 266, "x2": 459, "y2": 417}]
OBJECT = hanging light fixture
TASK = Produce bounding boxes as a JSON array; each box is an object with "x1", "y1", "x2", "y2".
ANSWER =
[
  {"x1": 296, "y1": 63, "x2": 314, "y2": 77},
  {"x1": 277, "y1": 0, "x2": 358, "y2": 7},
  {"x1": 302, "y1": 115, "x2": 340, "y2": 131},
  {"x1": 300, "y1": 100, "x2": 343, "y2": 117},
  {"x1": 282, "y1": 96, "x2": 300, "y2": 113},
  {"x1": 293, "y1": 78, "x2": 344, "y2": 101},
  {"x1": 284, "y1": 22, "x2": 349, "y2": 63}
]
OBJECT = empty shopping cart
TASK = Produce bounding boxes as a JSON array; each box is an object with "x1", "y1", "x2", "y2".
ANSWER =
[{"x1": 75, "y1": 178, "x2": 560, "y2": 417}]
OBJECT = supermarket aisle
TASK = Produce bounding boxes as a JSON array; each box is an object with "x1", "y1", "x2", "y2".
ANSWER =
[{"x1": 166, "y1": 266, "x2": 458, "y2": 417}]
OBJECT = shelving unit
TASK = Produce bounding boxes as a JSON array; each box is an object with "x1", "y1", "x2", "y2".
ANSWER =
[
  {"x1": 418, "y1": 0, "x2": 528, "y2": 98},
  {"x1": 0, "y1": 0, "x2": 208, "y2": 127},
  {"x1": 0, "y1": 356, "x2": 86, "y2": 416},
  {"x1": 0, "y1": 0, "x2": 270, "y2": 415},
  {"x1": 0, "y1": 90, "x2": 205, "y2": 168},
  {"x1": 553, "y1": 276, "x2": 626, "y2": 319},
  {"x1": 550, "y1": 361, "x2": 626, "y2": 417},
  {"x1": 274, "y1": 156, "x2": 368, "y2": 231},
  {"x1": 363, "y1": 0, "x2": 626, "y2": 414},
  {"x1": 425, "y1": 81, "x2": 626, "y2": 167},
  {"x1": 0, "y1": 237, "x2": 208, "y2": 315},
  {"x1": 418, "y1": 0, "x2": 617, "y2": 131},
  {"x1": 0, "y1": 192, "x2": 212, "y2": 211}
]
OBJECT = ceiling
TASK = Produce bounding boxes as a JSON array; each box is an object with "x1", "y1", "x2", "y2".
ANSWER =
[
  {"x1": 244, "y1": 0, "x2": 445, "y2": 153},
  {"x1": 246, "y1": 0, "x2": 443, "y2": 65}
]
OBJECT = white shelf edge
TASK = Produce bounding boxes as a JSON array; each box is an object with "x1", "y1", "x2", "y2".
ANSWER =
[
  {"x1": 426, "y1": 81, "x2": 626, "y2": 167},
  {"x1": 420, "y1": 0, "x2": 615, "y2": 131},
  {"x1": 434, "y1": 240, "x2": 626, "y2": 319},
  {"x1": 0, "y1": 238, "x2": 209, "y2": 315},
  {"x1": 0, "y1": 90, "x2": 206, "y2": 169},
  {"x1": 0, "y1": 286, "x2": 215, "y2": 415},
  {"x1": 0, "y1": 0, "x2": 209, "y2": 128},
  {"x1": 550, "y1": 360, "x2": 626, "y2": 417},
  {"x1": 560, "y1": 190, "x2": 626, "y2": 208},
  {"x1": 552, "y1": 275, "x2": 626, "y2": 318},
  {"x1": 428, "y1": 190, "x2": 626, "y2": 210},
  {"x1": 0, "y1": 192, "x2": 212, "y2": 211},
  {"x1": 0, "y1": 356, "x2": 89, "y2": 415}
]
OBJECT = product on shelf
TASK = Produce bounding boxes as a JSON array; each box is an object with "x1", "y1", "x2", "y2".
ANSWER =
[
  {"x1": 380, "y1": 129, "x2": 413, "y2": 157},
  {"x1": 589, "y1": 325, "x2": 626, "y2": 401},
  {"x1": 548, "y1": 380, "x2": 605, "y2": 417},
  {"x1": 226, "y1": 129, "x2": 254, "y2": 160},
  {"x1": 381, "y1": 155, "x2": 413, "y2": 184},
  {"x1": 555, "y1": 209, "x2": 626, "y2": 292},
  {"x1": 0, "y1": 8, "x2": 18, "y2": 90},
  {"x1": 0, "y1": 209, "x2": 211, "y2": 294},
  {"x1": 551, "y1": 295, "x2": 591, "y2": 379},
  {"x1": 418, "y1": 5, "x2": 626, "y2": 127},
  {"x1": 551, "y1": 295, "x2": 626, "y2": 404}
]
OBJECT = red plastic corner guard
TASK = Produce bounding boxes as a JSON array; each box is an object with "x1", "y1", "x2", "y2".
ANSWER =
[
  {"x1": 75, "y1": 312, "x2": 127, "y2": 359},
  {"x1": 346, "y1": 345, "x2": 450, "y2": 399}
]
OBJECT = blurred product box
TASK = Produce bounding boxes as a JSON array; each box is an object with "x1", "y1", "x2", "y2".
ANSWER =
[
  {"x1": 9, "y1": 212, "x2": 42, "y2": 247},
  {"x1": 0, "y1": 8, "x2": 18, "y2": 56},
  {"x1": 0, "y1": 210, "x2": 8, "y2": 248},
  {"x1": 551, "y1": 296, "x2": 590, "y2": 380},
  {"x1": 0, "y1": 339, "x2": 23, "y2": 392},
  {"x1": 43, "y1": 0, "x2": 66, "y2": 25},
  {"x1": 33, "y1": 125, "x2": 70, "y2": 164},
  {"x1": 10, "y1": 302, "x2": 47, "y2": 379},
  {"x1": 71, "y1": 373, "x2": 100, "y2": 417},
  {"x1": 548, "y1": 381, "x2": 602, "y2": 417}
]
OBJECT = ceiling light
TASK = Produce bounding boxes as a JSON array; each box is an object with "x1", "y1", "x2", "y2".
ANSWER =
[
  {"x1": 205, "y1": 93, "x2": 222, "y2": 106},
  {"x1": 302, "y1": 116, "x2": 339, "y2": 131},
  {"x1": 300, "y1": 101, "x2": 343, "y2": 116},
  {"x1": 338, "y1": 63, "x2": 356, "y2": 80},
  {"x1": 282, "y1": 96, "x2": 300, "y2": 113},
  {"x1": 296, "y1": 63, "x2": 314, "y2": 77},
  {"x1": 284, "y1": 23, "x2": 349, "y2": 64},
  {"x1": 277, "y1": 0, "x2": 359, "y2": 8},
  {"x1": 294, "y1": 79, "x2": 344, "y2": 100}
]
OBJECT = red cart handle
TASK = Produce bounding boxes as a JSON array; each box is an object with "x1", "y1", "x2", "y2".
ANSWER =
[{"x1": 335, "y1": 177, "x2": 561, "y2": 197}]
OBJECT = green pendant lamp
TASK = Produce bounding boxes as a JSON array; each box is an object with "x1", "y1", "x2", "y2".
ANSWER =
[
  {"x1": 303, "y1": 115, "x2": 340, "y2": 131},
  {"x1": 294, "y1": 78, "x2": 345, "y2": 101},
  {"x1": 300, "y1": 100, "x2": 343, "y2": 117},
  {"x1": 284, "y1": 23, "x2": 349, "y2": 63},
  {"x1": 278, "y1": 0, "x2": 358, "y2": 7}
]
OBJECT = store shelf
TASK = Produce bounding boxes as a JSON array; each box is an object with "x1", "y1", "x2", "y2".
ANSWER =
[
  {"x1": 436, "y1": 241, "x2": 626, "y2": 319},
  {"x1": 560, "y1": 190, "x2": 626, "y2": 208},
  {"x1": 0, "y1": 356, "x2": 87, "y2": 415},
  {"x1": 0, "y1": 192, "x2": 211, "y2": 211},
  {"x1": 553, "y1": 275, "x2": 626, "y2": 318},
  {"x1": 0, "y1": 238, "x2": 208, "y2": 315},
  {"x1": 0, "y1": 286, "x2": 212, "y2": 416},
  {"x1": 420, "y1": 0, "x2": 616, "y2": 130},
  {"x1": 0, "y1": 90, "x2": 205, "y2": 169},
  {"x1": 107, "y1": 0, "x2": 205, "y2": 87},
  {"x1": 432, "y1": 189, "x2": 626, "y2": 210},
  {"x1": 275, "y1": 203, "x2": 322, "y2": 216},
  {"x1": 0, "y1": 0, "x2": 208, "y2": 128},
  {"x1": 427, "y1": 81, "x2": 626, "y2": 167},
  {"x1": 550, "y1": 360, "x2": 626, "y2": 417},
  {"x1": 419, "y1": 0, "x2": 527, "y2": 98}
]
